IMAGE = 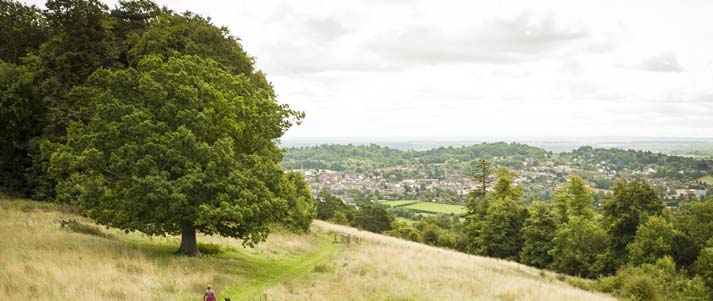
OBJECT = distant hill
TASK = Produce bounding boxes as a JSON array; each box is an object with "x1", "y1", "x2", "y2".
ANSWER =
[
  {"x1": 1, "y1": 197, "x2": 612, "y2": 300},
  {"x1": 282, "y1": 142, "x2": 548, "y2": 171},
  {"x1": 283, "y1": 142, "x2": 712, "y2": 181},
  {"x1": 281, "y1": 137, "x2": 713, "y2": 154}
]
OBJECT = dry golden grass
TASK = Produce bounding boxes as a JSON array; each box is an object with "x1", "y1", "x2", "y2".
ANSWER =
[
  {"x1": 0, "y1": 200, "x2": 229, "y2": 300},
  {"x1": 0, "y1": 197, "x2": 322, "y2": 301},
  {"x1": 0, "y1": 197, "x2": 615, "y2": 301},
  {"x1": 266, "y1": 220, "x2": 616, "y2": 301}
]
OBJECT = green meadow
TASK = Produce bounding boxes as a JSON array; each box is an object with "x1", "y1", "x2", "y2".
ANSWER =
[
  {"x1": 379, "y1": 200, "x2": 467, "y2": 216},
  {"x1": 699, "y1": 175, "x2": 713, "y2": 185}
]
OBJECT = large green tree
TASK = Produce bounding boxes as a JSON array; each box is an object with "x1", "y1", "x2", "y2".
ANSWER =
[
  {"x1": 49, "y1": 54, "x2": 302, "y2": 255},
  {"x1": 520, "y1": 201, "x2": 558, "y2": 268},
  {"x1": 549, "y1": 216, "x2": 610, "y2": 277},
  {"x1": 553, "y1": 175, "x2": 594, "y2": 223},
  {"x1": 283, "y1": 171, "x2": 317, "y2": 232},
  {"x1": 1, "y1": 0, "x2": 275, "y2": 201},
  {"x1": 671, "y1": 198, "x2": 713, "y2": 268},
  {"x1": 24, "y1": 0, "x2": 126, "y2": 200},
  {"x1": 316, "y1": 190, "x2": 350, "y2": 221},
  {"x1": 464, "y1": 167, "x2": 527, "y2": 259},
  {"x1": 467, "y1": 159, "x2": 492, "y2": 200},
  {"x1": 351, "y1": 204, "x2": 394, "y2": 233},
  {"x1": 126, "y1": 9, "x2": 269, "y2": 91},
  {"x1": 627, "y1": 215, "x2": 678, "y2": 266},
  {"x1": 603, "y1": 179, "x2": 664, "y2": 264}
]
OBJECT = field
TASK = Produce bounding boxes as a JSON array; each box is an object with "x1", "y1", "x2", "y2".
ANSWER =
[
  {"x1": 699, "y1": 175, "x2": 713, "y2": 185},
  {"x1": 379, "y1": 200, "x2": 420, "y2": 207},
  {"x1": 0, "y1": 196, "x2": 614, "y2": 300},
  {"x1": 402, "y1": 201, "x2": 467, "y2": 215},
  {"x1": 379, "y1": 200, "x2": 467, "y2": 216}
]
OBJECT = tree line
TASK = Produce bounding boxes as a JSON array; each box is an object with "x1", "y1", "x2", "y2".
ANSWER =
[
  {"x1": 314, "y1": 160, "x2": 713, "y2": 299},
  {"x1": 376, "y1": 163, "x2": 713, "y2": 300}
]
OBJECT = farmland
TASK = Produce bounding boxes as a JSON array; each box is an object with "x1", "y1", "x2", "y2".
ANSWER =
[
  {"x1": 699, "y1": 175, "x2": 713, "y2": 185},
  {"x1": 379, "y1": 200, "x2": 467, "y2": 216},
  {"x1": 379, "y1": 200, "x2": 420, "y2": 208},
  {"x1": 403, "y1": 202, "x2": 467, "y2": 215}
]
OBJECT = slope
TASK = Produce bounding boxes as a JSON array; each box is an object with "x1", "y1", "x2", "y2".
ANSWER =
[{"x1": 0, "y1": 197, "x2": 614, "y2": 300}]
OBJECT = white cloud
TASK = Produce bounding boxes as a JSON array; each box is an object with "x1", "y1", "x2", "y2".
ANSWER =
[
  {"x1": 22, "y1": 0, "x2": 713, "y2": 138},
  {"x1": 635, "y1": 54, "x2": 684, "y2": 72},
  {"x1": 368, "y1": 13, "x2": 589, "y2": 65}
]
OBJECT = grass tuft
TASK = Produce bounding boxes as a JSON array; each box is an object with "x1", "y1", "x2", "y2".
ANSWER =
[
  {"x1": 198, "y1": 242, "x2": 224, "y2": 254},
  {"x1": 313, "y1": 263, "x2": 335, "y2": 273},
  {"x1": 62, "y1": 219, "x2": 115, "y2": 239}
]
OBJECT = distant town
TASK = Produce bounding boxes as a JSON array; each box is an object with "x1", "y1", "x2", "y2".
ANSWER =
[{"x1": 285, "y1": 143, "x2": 712, "y2": 206}]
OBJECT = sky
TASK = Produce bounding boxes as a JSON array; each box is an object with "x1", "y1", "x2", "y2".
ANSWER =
[{"x1": 24, "y1": 0, "x2": 713, "y2": 139}]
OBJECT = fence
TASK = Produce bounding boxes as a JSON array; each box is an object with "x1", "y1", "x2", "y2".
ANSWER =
[{"x1": 332, "y1": 232, "x2": 361, "y2": 244}]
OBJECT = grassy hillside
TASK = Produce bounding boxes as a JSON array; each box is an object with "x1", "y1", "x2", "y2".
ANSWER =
[
  {"x1": 0, "y1": 197, "x2": 614, "y2": 300},
  {"x1": 0, "y1": 197, "x2": 335, "y2": 300}
]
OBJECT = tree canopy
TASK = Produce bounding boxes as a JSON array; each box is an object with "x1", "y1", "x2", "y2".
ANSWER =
[
  {"x1": 604, "y1": 179, "x2": 664, "y2": 263},
  {"x1": 49, "y1": 54, "x2": 301, "y2": 254},
  {"x1": 464, "y1": 166, "x2": 527, "y2": 259}
]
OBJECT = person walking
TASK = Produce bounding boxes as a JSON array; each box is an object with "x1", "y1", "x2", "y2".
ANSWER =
[{"x1": 203, "y1": 285, "x2": 217, "y2": 301}]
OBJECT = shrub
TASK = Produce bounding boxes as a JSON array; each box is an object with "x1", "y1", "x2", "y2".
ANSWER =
[
  {"x1": 598, "y1": 256, "x2": 710, "y2": 301},
  {"x1": 620, "y1": 274, "x2": 660, "y2": 301},
  {"x1": 313, "y1": 263, "x2": 335, "y2": 273}
]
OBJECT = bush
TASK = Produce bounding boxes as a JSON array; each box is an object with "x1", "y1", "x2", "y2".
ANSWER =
[
  {"x1": 620, "y1": 274, "x2": 660, "y2": 301},
  {"x1": 328, "y1": 211, "x2": 350, "y2": 226},
  {"x1": 598, "y1": 256, "x2": 710, "y2": 301}
]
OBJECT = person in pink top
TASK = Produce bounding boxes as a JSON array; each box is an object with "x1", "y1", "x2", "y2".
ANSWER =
[{"x1": 203, "y1": 285, "x2": 217, "y2": 301}]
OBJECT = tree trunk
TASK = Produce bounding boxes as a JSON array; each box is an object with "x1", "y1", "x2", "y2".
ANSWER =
[{"x1": 175, "y1": 221, "x2": 200, "y2": 256}]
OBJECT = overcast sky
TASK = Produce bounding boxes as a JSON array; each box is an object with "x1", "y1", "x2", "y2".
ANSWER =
[{"x1": 25, "y1": 0, "x2": 713, "y2": 139}]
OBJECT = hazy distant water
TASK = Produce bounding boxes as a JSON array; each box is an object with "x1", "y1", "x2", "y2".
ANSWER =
[{"x1": 280, "y1": 137, "x2": 713, "y2": 153}]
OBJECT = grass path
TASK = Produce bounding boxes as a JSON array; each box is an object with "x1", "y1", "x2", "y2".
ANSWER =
[
  {"x1": 264, "y1": 221, "x2": 616, "y2": 301},
  {"x1": 223, "y1": 235, "x2": 338, "y2": 300},
  {"x1": 122, "y1": 222, "x2": 341, "y2": 300}
]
